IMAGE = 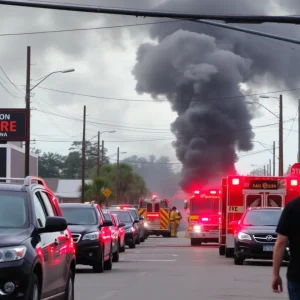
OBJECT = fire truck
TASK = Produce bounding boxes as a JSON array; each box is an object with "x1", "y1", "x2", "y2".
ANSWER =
[
  {"x1": 138, "y1": 195, "x2": 171, "y2": 237},
  {"x1": 219, "y1": 175, "x2": 300, "y2": 258},
  {"x1": 184, "y1": 189, "x2": 221, "y2": 246}
]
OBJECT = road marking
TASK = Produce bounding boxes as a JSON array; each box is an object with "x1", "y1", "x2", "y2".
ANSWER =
[
  {"x1": 124, "y1": 259, "x2": 176, "y2": 262},
  {"x1": 172, "y1": 254, "x2": 178, "y2": 257},
  {"x1": 98, "y1": 291, "x2": 117, "y2": 299}
]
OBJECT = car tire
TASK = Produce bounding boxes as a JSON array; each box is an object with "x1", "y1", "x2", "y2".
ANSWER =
[
  {"x1": 140, "y1": 236, "x2": 145, "y2": 242},
  {"x1": 120, "y1": 244, "x2": 125, "y2": 252},
  {"x1": 234, "y1": 253, "x2": 244, "y2": 265},
  {"x1": 219, "y1": 245, "x2": 225, "y2": 256},
  {"x1": 225, "y1": 247, "x2": 234, "y2": 258},
  {"x1": 136, "y1": 235, "x2": 141, "y2": 245},
  {"x1": 112, "y1": 244, "x2": 120, "y2": 262},
  {"x1": 129, "y1": 240, "x2": 136, "y2": 249},
  {"x1": 64, "y1": 269, "x2": 74, "y2": 300},
  {"x1": 93, "y1": 248, "x2": 104, "y2": 273},
  {"x1": 104, "y1": 246, "x2": 113, "y2": 270},
  {"x1": 28, "y1": 273, "x2": 41, "y2": 300}
]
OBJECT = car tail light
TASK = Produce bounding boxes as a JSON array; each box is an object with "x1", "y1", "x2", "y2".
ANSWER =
[
  {"x1": 232, "y1": 178, "x2": 239, "y2": 185},
  {"x1": 201, "y1": 217, "x2": 209, "y2": 221},
  {"x1": 291, "y1": 179, "x2": 298, "y2": 186}
]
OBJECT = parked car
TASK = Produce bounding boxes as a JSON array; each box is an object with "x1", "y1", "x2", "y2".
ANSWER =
[
  {"x1": 0, "y1": 176, "x2": 76, "y2": 299},
  {"x1": 102, "y1": 209, "x2": 125, "y2": 262},
  {"x1": 126, "y1": 207, "x2": 147, "y2": 243},
  {"x1": 112, "y1": 213, "x2": 126, "y2": 252},
  {"x1": 109, "y1": 208, "x2": 139, "y2": 248},
  {"x1": 233, "y1": 207, "x2": 290, "y2": 265},
  {"x1": 60, "y1": 202, "x2": 113, "y2": 273}
]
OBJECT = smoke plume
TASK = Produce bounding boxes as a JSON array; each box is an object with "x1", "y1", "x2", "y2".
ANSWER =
[{"x1": 132, "y1": 0, "x2": 300, "y2": 192}]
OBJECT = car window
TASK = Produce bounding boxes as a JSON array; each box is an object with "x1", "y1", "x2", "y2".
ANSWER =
[
  {"x1": 61, "y1": 207, "x2": 98, "y2": 225},
  {"x1": 96, "y1": 207, "x2": 104, "y2": 225},
  {"x1": 129, "y1": 209, "x2": 138, "y2": 219},
  {"x1": 242, "y1": 210, "x2": 282, "y2": 226},
  {"x1": 33, "y1": 193, "x2": 47, "y2": 228},
  {"x1": 111, "y1": 210, "x2": 132, "y2": 223},
  {"x1": 0, "y1": 191, "x2": 28, "y2": 228},
  {"x1": 113, "y1": 215, "x2": 119, "y2": 226},
  {"x1": 39, "y1": 191, "x2": 55, "y2": 216}
]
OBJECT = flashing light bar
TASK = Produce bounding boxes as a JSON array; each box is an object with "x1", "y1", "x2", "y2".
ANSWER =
[
  {"x1": 232, "y1": 178, "x2": 240, "y2": 185},
  {"x1": 291, "y1": 179, "x2": 298, "y2": 186},
  {"x1": 152, "y1": 194, "x2": 157, "y2": 198},
  {"x1": 210, "y1": 190, "x2": 217, "y2": 194}
]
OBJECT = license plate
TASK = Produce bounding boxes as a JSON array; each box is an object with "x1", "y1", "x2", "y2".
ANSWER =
[{"x1": 263, "y1": 245, "x2": 274, "y2": 252}]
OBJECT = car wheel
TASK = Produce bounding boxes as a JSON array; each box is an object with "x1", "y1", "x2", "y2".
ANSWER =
[
  {"x1": 234, "y1": 253, "x2": 244, "y2": 265},
  {"x1": 93, "y1": 248, "x2": 104, "y2": 273},
  {"x1": 120, "y1": 243, "x2": 125, "y2": 252},
  {"x1": 104, "y1": 246, "x2": 113, "y2": 270},
  {"x1": 140, "y1": 236, "x2": 145, "y2": 242},
  {"x1": 219, "y1": 246, "x2": 225, "y2": 256},
  {"x1": 136, "y1": 235, "x2": 141, "y2": 245},
  {"x1": 112, "y1": 243, "x2": 120, "y2": 262},
  {"x1": 28, "y1": 274, "x2": 41, "y2": 300},
  {"x1": 64, "y1": 269, "x2": 74, "y2": 300},
  {"x1": 129, "y1": 240, "x2": 136, "y2": 248}
]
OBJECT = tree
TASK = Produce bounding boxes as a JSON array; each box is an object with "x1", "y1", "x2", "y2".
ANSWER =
[
  {"x1": 38, "y1": 152, "x2": 65, "y2": 178},
  {"x1": 80, "y1": 177, "x2": 108, "y2": 204},
  {"x1": 249, "y1": 167, "x2": 265, "y2": 176}
]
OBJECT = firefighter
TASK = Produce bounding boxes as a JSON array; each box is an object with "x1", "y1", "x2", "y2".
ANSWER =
[{"x1": 170, "y1": 206, "x2": 181, "y2": 237}]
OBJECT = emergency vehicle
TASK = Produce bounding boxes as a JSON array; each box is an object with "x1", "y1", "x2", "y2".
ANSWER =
[
  {"x1": 138, "y1": 195, "x2": 171, "y2": 237},
  {"x1": 184, "y1": 189, "x2": 221, "y2": 246},
  {"x1": 219, "y1": 175, "x2": 300, "y2": 258}
]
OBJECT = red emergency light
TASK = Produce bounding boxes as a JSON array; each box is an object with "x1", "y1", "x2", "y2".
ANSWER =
[
  {"x1": 232, "y1": 178, "x2": 240, "y2": 185},
  {"x1": 210, "y1": 190, "x2": 217, "y2": 194},
  {"x1": 152, "y1": 194, "x2": 157, "y2": 198},
  {"x1": 194, "y1": 190, "x2": 200, "y2": 194},
  {"x1": 201, "y1": 217, "x2": 209, "y2": 221},
  {"x1": 290, "y1": 179, "x2": 298, "y2": 186}
]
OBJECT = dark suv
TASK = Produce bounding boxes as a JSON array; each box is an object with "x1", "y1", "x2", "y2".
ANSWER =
[
  {"x1": 233, "y1": 207, "x2": 290, "y2": 265},
  {"x1": 60, "y1": 203, "x2": 113, "y2": 273},
  {"x1": 0, "y1": 176, "x2": 76, "y2": 299}
]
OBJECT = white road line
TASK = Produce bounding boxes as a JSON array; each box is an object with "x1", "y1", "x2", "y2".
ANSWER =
[
  {"x1": 98, "y1": 291, "x2": 117, "y2": 299},
  {"x1": 124, "y1": 259, "x2": 177, "y2": 262}
]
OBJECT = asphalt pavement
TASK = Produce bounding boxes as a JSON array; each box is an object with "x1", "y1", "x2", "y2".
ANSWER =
[{"x1": 75, "y1": 232, "x2": 289, "y2": 299}]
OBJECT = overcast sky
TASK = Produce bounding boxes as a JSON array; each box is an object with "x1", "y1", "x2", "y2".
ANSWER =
[{"x1": 0, "y1": 0, "x2": 299, "y2": 177}]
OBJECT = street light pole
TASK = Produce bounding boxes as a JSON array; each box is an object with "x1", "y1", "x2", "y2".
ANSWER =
[
  {"x1": 116, "y1": 147, "x2": 120, "y2": 204},
  {"x1": 97, "y1": 131, "x2": 100, "y2": 177},
  {"x1": 279, "y1": 95, "x2": 283, "y2": 176}
]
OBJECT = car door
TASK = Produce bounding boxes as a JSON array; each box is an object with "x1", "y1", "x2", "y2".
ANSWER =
[
  {"x1": 96, "y1": 207, "x2": 111, "y2": 257},
  {"x1": 109, "y1": 213, "x2": 118, "y2": 251},
  {"x1": 39, "y1": 190, "x2": 68, "y2": 293},
  {"x1": 32, "y1": 191, "x2": 58, "y2": 298}
]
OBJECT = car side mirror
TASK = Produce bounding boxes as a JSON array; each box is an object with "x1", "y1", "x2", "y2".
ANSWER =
[
  {"x1": 139, "y1": 216, "x2": 144, "y2": 221},
  {"x1": 118, "y1": 223, "x2": 125, "y2": 228},
  {"x1": 134, "y1": 220, "x2": 140, "y2": 224},
  {"x1": 38, "y1": 216, "x2": 67, "y2": 233},
  {"x1": 102, "y1": 220, "x2": 113, "y2": 227}
]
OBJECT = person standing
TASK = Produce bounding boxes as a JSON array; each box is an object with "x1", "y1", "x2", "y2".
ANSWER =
[
  {"x1": 170, "y1": 206, "x2": 178, "y2": 237},
  {"x1": 272, "y1": 197, "x2": 300, "y2": 299},
  {"x1": 175, "y1": 208, "x2": 182, "y2": 236}
]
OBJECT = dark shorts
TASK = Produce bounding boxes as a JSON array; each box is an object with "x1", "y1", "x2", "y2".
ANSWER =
[{"x1": 288, "y1": 281, "x2": 300, "y2": 300}]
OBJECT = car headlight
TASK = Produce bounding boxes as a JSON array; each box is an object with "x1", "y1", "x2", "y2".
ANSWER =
[
  {"x1": 193, "y1": 225, "x2": 201, "y2": 233},
  {"x1": 237, "y1": 232, "x2": 251, "y2": 241},
  {"x1": 82, "y1": 232, "x2": 99, "y2": 240},
  {"x1": 0, "y1": 246, "x2": 27, "y2": 263},
  {"x1": 144, "y1": 222, "x2": 148, "y2": 228}
]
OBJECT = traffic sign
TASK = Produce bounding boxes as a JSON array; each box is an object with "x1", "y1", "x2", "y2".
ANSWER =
[
  {"x1": 290, "y1": 163, "x2": 300, "y2": 176},
  {"x1": 102, "y1": 188, "x2": 112, "y2": 198}
]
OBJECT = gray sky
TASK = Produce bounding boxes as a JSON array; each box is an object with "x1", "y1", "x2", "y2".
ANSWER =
[{"x1": 0, "y1": 0, "x2": 299, "y2": 178}]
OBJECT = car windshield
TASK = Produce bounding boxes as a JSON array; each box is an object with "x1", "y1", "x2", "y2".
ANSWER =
[
  {"x1": 111, "y1": 210, "x2": 132, "y2": 223},
  {"x1": 242, "y1": 210, "x2": 282, "y2": 226},
  {"x1": 128, "y1": 209, "x2": 138, "y2": 219},
  {"x1": 61, "y1": 207, "x2": 98, "y2": 225},
  {"x1": 103, "y1": 213, "x2": 112, "y2": 220},
  {"x1": 0, "y1": 191, "x2": 28, "y2": 228},
  {"x1": 112, "y1": 215, "x2": 119, "y2": 225}
]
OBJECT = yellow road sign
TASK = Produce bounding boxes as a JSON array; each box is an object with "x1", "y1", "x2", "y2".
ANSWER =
[{"x1": 102, "y1": 188, "x2": 112, "y2": 198}]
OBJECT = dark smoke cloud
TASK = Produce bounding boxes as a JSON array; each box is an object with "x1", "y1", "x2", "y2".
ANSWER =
[{"x1": 132, "y1": 0, "x2": 300, "y2": 192}]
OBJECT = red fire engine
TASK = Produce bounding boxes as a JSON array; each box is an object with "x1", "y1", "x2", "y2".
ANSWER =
[
  {"x1": 184, "y1": 189, "x2": 221, "y2": 246},
  {"x1": 219, "y1": 175, "x2": 300, "y2": 257}
]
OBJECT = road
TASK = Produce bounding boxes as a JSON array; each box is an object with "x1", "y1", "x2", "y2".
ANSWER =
[{"x1": 75, "y1": 232, "x2": 289, "y2": 300}]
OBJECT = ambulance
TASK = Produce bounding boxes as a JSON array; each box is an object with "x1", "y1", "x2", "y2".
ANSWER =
[
  {"x1": 138, "y1": 195, "x2": 171, "y2": 237},
  {"x1": 184, "y1": 189, "x2": 221, "y2": 246},
  {"x1": 219, "y1": 175, "x2": 299, "y2": 258}
]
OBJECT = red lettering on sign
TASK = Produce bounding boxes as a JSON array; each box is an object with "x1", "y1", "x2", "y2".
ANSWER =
[{"x1": 0, "y1": 121, "x2": 17, "y2": 132}]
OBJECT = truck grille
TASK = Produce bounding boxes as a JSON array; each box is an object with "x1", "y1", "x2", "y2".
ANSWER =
[
  {"x1": 202, "y1": 225, "x2": 219, "y2": 231},
  {"x1": 72, "y1": 234, "x2": 81, "y2": 243},
  {"x1": 253, "y1": 234, "x2": 277, "y2": 243}
]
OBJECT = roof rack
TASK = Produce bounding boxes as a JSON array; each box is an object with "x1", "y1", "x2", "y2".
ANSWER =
[{"x1": 0, "y1": 176, "x2": 47, "y2": 187}]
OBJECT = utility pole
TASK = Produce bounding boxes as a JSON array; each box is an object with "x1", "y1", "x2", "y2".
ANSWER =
[
  {"x1": 269, "y1": 159, "x2": 272, "y2": 176},
  {"x1": 264, "y1": 165, "x2": 266, "y2": 176},
  {"x1": 279, "y1": 94, "x2": 284, "y2": 176},
  {"x1": 101, "y1": 140, "x2": 104, "y2": 165},
  {"x1": 81, "y1": 105, "x2": 86, "y2": 203},
  {"x1": 25, "y1": 46, "x2": 31, "y2": 176},
  {"x1": 97, "y1": 131, "x2": 100, "y2": 177},
  {"x1": 298, "y1": 99, "x2": 300, "y2": 162},
  {"x1": 273, "y1": 141, "x2": 276, "y2": 176},
  {"x1": 116, "y1": 147, "x2": 120, "y2": 204}
]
